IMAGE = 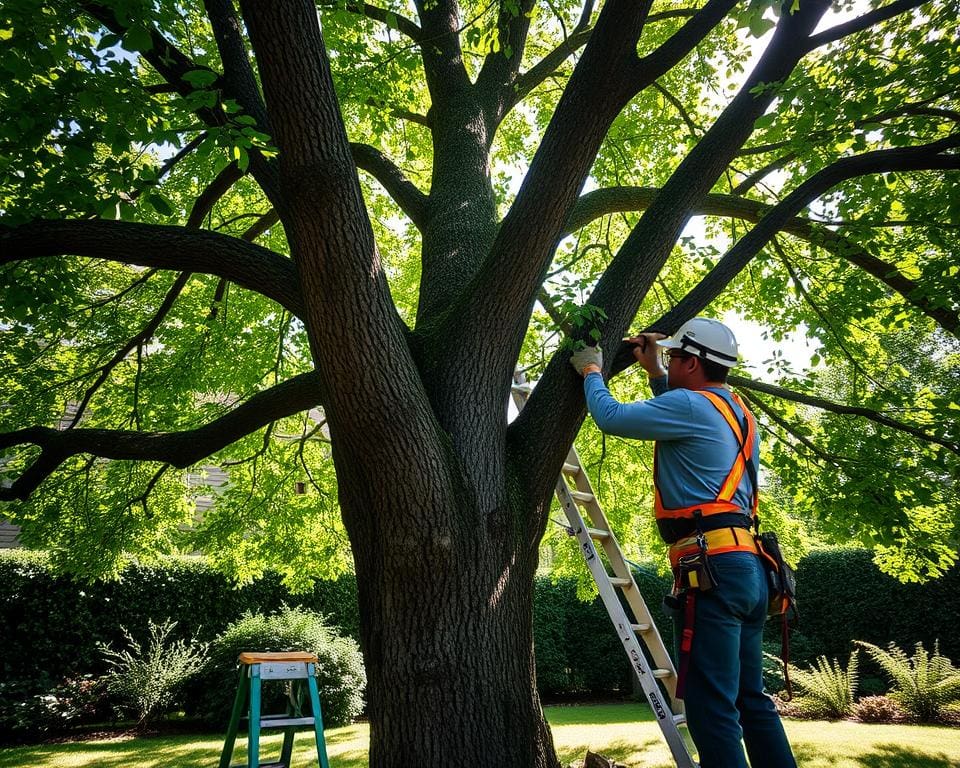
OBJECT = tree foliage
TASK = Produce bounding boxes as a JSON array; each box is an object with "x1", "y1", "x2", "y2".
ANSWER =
[{"x1": 0, "y1": 0, "x2": 958, "y2": 762}]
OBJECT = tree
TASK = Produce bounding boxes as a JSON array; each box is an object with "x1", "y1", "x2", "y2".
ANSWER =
[{"x1": 1, "y1": 0, "x2": 958, "y2": 764}]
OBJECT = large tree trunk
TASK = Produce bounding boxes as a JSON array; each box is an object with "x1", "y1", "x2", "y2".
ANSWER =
[{"x1": 338, "y1": 445, "x2": 558, "y2": 767}]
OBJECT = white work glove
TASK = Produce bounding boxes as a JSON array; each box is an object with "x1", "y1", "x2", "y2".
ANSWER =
[{"x1": 570, "y1": 345, "x2": 603, "y2": 376}]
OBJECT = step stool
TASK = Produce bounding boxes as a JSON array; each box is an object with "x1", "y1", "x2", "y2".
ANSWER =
[{"x1": 219, "y1": 651, "x2": 330, "y2": 768}]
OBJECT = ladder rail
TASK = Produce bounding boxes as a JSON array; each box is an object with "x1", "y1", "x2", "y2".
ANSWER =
[
  {"x1": 563, "y1": 451, "x2": 680, "y2": 704},
  {"x1": 553, "y1": 471, "x2": 695, "y2": 768},
  {"x1": 512, "y1": 377, "x2": 698, "y2": 768}
]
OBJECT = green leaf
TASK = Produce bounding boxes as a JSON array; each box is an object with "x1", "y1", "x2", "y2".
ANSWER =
[
  {"x1": 181, "y1": 68, "x2": 218, "y2": 88},
  {"x1": 123, "y1": 26, "x2": 153, "y2": 53},
  {"x1": 147, "y1": 192, "x2": 174, "y2": 217}
]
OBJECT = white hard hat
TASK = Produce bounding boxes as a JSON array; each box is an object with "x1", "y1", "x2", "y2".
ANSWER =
[{"x1": 657, "y1": 317, "x2": 739, "y2": 367}]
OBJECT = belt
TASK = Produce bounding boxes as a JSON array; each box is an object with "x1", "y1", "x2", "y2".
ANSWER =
[{"x1": 669, "y1": 526, "x2": 759, "y2": 568}]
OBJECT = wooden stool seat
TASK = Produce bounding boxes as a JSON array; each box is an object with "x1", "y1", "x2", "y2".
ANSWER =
[{"x1": 238, "y1": 651, "x2": 319, "y2": 665}]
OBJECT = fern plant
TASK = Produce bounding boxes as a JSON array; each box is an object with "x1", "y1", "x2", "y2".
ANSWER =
[
  {"x1": 787, "y1": 650, "x2": 859, "y2": 719},
  {"x1": 856, "y1": 640, "x2": 960, "y2": 723}
]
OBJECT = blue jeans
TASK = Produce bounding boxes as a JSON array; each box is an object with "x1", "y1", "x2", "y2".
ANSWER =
[{"x1": 675, "y1": 552, "x2": 796, "y2": 768}]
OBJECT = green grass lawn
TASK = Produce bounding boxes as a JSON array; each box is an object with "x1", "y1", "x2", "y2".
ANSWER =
[{"x1": 2, "y1": 702, "x2": 958, "y2": 767}]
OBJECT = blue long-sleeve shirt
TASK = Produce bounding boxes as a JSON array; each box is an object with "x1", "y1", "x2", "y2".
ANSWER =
[{"x1": 583, "y1": 372, "x2": 758, "y2": 516}]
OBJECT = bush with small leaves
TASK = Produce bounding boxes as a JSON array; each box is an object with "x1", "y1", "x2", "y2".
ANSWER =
[
  {"x1": 852, "y1": 695, "x2": 904, "y2": 724},
  {"x1": 0, "y1": 675, "x2": 112, "y2": 738},
  {"x1": 787, "y1": 650, "x2": 859, "y2": 719},
  {"x1": 856, "y1": 639, "x2": 960, "y2": 723},
  {"x1": 100, "y1": 619, "x2": 209, "y2": 725},
  {"x1": 184, "y1": 606, "x2": 365, "y2": 728}
]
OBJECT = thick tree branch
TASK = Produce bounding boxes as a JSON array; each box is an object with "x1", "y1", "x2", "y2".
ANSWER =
[
  {"x1": 563, "y1": 183, "x2": 960, "y2": 334},
  {"x1": 204, "y1": 0, "x2": 270, "y2": 130},
  {"x1": 448, "y1": 0, "x2": 653, "y2": 350},
  {"x1": 413, "y1": 0, "x2": 472, "y2": 106},
  {"x1": 458, "y1": 0, "x2": 740, "y2": 360},
  {"x1": 319, "y1": 0, "x2": 423, "y2": 42},
  {"x1": 506, "y1": 0, "x2": 834, "y2": 497},
  {"x1": 0, "y1": 220, "x2": 304, "y2": 318},
  {"x1": 804, "y1": 0, "x2": 927, "y2": 53},
  {"x1": 730, "y1": 375, "x2": 960, "y2": 456},
  {"x1": 656, "y1": 135, "x2": 960, "y2": 335},
  {"x1": 239, "y1": 1, "x2": 439, "y2": 490},
  {"x1": 350, "y1": 143, "x2": 429, "y2": 228},
  {"x1": 476, "y1": 0, "x2": 537, "y2": 116},
  {"x1": 628, "y1": 0, "x2": 739, "y2": 84},
  {"x1": 0, "y1": 372, "x2": 325, "y2": 501}
]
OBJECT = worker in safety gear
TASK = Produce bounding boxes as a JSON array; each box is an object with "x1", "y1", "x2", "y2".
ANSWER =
[{"x1": 570, "y1": 317, "x2": 796, "y2": 768}]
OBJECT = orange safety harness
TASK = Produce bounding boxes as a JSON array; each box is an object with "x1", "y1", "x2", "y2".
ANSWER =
[
  {"x1": 661, "y1": 389, "x2": 762, "y2": 699},
  {"x1": 654, "y1": 388, "x2": 758, "y2": 528}
]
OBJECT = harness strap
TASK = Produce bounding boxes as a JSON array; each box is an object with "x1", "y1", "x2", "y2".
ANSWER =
[
  {"x1": 781, "y1": 613, "x2": 793, "y2": 699},
  {"x1": 676, "y1": 589, "x2": 697, "y2": 700},
  {"x1": 654, "y1": 389, "x2": 758, "y2": 521}
]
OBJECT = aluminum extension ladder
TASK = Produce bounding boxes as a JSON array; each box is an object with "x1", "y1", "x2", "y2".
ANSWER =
[{"x1": 512, "y1": 378, "x2": 698, "y2": 768}]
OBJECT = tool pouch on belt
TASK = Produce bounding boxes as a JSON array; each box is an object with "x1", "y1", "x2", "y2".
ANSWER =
[
  {"x1": 756, "y1": 531, "x2": 797, "y2": 622},
  {"x1": 675, "y1": 550, "x2": 716, "y2": 592}
]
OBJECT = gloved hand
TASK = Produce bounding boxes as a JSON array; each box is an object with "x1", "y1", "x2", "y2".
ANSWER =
[{"x1": 570, "y1": 344, "x2": 603, "y2": 376}]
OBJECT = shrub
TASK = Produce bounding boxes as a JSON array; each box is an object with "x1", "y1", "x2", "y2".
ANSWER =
[
  {"x1": 852, "y1": 695, "x2": 904, "y2": 724},
  {"x1": 185, "y1": 606, "x2": 365, "y2": 728},
  {"x1": 771, "y1": 694, "x2": 804, "y2": 719},
  {"x1": 0, "y1": 675, "x2": 114, "y2": 739},
  {"x1": 796, "y1": 550, "x2": 960, "y2": 665},
  {"x1": 787, "y1": 650, "x2": 859, "y2": 719},
  {"x1": 100, "y1": 619, "x2": 209, "y2": 724},
  {"x1": 856, "y1": 639, "x2": 960, "y2": 723}
]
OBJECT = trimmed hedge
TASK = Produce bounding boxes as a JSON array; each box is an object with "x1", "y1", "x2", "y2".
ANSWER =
[
  {"x1": 3, "y1": 547, "x2": 958, "y2": 710},
  {"x1": 0, "y1": 552, "x2": 360, "y2": 696},
  {"x1": 794, "y1": 549, "x2": 960, "y2": 663}
]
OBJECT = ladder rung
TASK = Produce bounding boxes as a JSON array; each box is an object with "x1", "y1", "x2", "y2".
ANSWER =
[
  {"x1": 609, "y1": 577, "x2": 632, "y2": 588},
  {"x1": 586, "y1": 527, "x2": 610, "y2": 540},
  {"x1": 562, "y1": 462, "x2": 581, "y2": 476},
  {"x1": 259, "y1": 716, "x2": 316, "y2": 728},
  {"x1": 653, "y1": 668, "x2": 673, "y2": 679},
  {"x1": 631, "y1": 622, "x2": 652, "y2": 633},
  {"x1": 569, "y1": 490, "x2": 595, "y2": 504},
  {"x1": 673, "y1": 713, "x2": 687, "y2": 725}
]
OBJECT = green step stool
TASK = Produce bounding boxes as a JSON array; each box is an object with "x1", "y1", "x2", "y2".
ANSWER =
[{"x1": 219, "y1": 651, "x2": 330, "y2": 768}]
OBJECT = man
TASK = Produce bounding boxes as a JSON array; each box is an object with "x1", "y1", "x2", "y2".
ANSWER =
[{"x1": 570, "y1": 317, "x2": 796, "y2": 768}]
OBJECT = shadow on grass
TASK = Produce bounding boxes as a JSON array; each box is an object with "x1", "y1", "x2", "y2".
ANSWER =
[
  {"x1": 556, "y1": 737, "x2": 664, "y2": 764},
  {"x1": 856, "y1": 743, "x2": 955, "y2": 768}
]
